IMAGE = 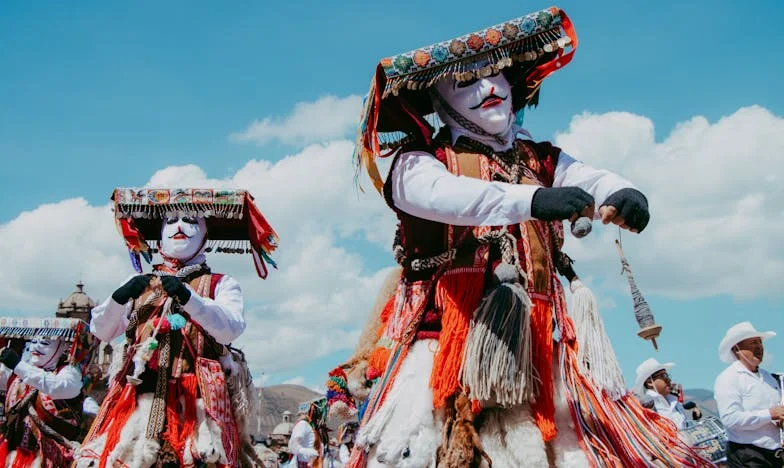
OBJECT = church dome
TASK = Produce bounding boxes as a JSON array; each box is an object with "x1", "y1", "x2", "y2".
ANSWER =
[
  {"x1": 56, "y1": 282, "x2": 96, "y2": 322},
  {"x1": 272, "y1": 410, "x2": 295, "y2": 435}
]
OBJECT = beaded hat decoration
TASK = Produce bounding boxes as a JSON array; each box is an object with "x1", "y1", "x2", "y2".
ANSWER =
[
  {"x1": 355, "y1": 6, "x2": 577, "y2": 193},
  {"x1": 112, "y1": 187, "x2": 279, "y2": 279}
]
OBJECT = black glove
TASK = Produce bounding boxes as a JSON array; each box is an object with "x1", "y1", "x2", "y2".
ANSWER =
[
  {"x1": 0, "y1": 348, "x2": 21, "y2": 370},
  {"x1": 601, "y1": 188, "x2": 650, "y2": 232},
  {"x1": 160, "y1": 275, "x2": 192, "y2": 304},
  {"x1": 531, "y1": 187, "x2": 594, "y2": 222},
  {"x1": 111, "y1": 275, "x2": 153, "y2": 304}
]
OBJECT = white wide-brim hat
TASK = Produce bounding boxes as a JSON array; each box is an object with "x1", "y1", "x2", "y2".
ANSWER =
[
  {"x1": 719, "y1": 321, "x2": 776, "y2": 364},
  {"x1": 633, "y1": 358, "x2": 675, "y2": 395}
]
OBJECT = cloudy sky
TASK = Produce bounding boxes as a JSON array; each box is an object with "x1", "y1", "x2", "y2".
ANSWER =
[{"x1": 1, "y1": 0, "x2": 782, "y2": 393}]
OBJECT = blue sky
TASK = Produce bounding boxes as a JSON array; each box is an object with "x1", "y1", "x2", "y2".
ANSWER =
[{"x1": 1, "y1": 0, "x2": 783, "y2": 393}]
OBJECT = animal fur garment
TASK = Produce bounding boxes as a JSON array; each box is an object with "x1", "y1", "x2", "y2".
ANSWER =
[
  {"x1": 335, "y1": 267, "x2": 402, "y2": 407},
  {"x1": 360, "y1": 339, "x2": 441, "y2": 468},
  {"x1": 75, "y1": 394, "x2": 160, "y2": 468},
  {"x1": 437, "y1": 393, "x2": 491, "y2": 468},
  {"x1": 477, "y1": 405, "x2": 548, "y2": 468}
]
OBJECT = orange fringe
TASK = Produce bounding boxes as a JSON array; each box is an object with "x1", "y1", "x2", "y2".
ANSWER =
[
  {"x1": 99, "y1": 384, "x2": 137, "y2": 468},
  {"x1": 430, "y1": 271, "x2": 485, "y2": 409},
  {"x1": 179, "y1": 374, "x2": 199, "y2": 457},
  {"x1": 530, "y1": 298, "x2": 556, "y2": 441},
  {"x1": 377, "y1": 296, "x2": 395, "y2": 333},
  {"x1": 368, "y1": 347, "x2": 391, "y2": 373}
]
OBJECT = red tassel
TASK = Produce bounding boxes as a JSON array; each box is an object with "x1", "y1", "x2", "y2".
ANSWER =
[
  {"x1": 162, "y1": 379, "x2": 182, "y2": 463},
  {"x1": 99, "y1": 384, "x2": 137, "y2": 468},
  {"x1": 530, "y1": 298, "x2": 557, "y2": 441},
  {"x1": 178, "y1": 374, "x2": 199, "y2": 456},
  {"x1": 11, "y1": 447, "x2": 36, "y2": 468},
  {"x1": 0, "y1": 438, "x2": 8, "y2": 465}
]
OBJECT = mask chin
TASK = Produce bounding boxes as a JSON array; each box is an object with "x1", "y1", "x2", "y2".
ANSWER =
[
  {"x1": 159, "y1": 216, "x2": 207, "y2": 261},
  {"x1": 434, "y1": 74, "x2": 515, "y2": 136}
]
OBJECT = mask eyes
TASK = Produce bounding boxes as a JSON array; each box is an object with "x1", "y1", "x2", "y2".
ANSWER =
[
  {"x1": 454, "y1": 70, "x2": 502, "y2": 89},
  {"x1": 456, "y1": 77, "x2": 479, "y2": 89},
  {"x1": 165, "y1": 216, "x2": 198, "y2": 225}
]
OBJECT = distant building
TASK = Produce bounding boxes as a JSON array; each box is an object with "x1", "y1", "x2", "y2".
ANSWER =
[
  {"x1": 54, "y1": 281, "x2": 113, "y2": 404},
  {"x1": 56, "y1": 281, "x2": 96, "y2": 322},
  {"x1": 270, "y1": 410, "x2": 295, "y2": 446}
]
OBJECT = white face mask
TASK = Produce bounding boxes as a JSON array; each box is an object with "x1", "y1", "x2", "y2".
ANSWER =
[
  {"x1": 159, "y1": 216, "x2": 207, "y2": 261},
  {"x1": 29, "y1": 337, "x2": 65, "y2": 369},
  {"x1": 434, "y1": 72, "x2": 515, "y2": 137}
]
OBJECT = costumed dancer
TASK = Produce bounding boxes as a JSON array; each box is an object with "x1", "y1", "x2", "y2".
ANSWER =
[
  {"x1": 340, "y1": 7, "x2": 712, "y2": 467},
  {"x1": 76, "y1": 187, "x2": 278, "y2": 468},
  {"x1": 0, "y1": 317, "x2": 94, "y2": 467},
  {"x1": 288, "y1": 398, "x2": 329, "y2": 468}
]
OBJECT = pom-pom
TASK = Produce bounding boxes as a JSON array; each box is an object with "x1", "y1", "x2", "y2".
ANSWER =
[{"x1": 168, "y1": 313, "x2": 187, "y2": 331}]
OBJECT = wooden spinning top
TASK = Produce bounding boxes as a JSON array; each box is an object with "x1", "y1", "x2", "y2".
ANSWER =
[{"x1": 616, "y1": 239, "x2": 662, "y2": 351}]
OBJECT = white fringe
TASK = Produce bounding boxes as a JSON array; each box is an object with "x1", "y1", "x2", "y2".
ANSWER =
[
  {"x1": 569, "y1": 280, "x2": 626, "y2": 400},
  {"x1": 461, "y1": 282, "x2": 536, "y2": 406}
]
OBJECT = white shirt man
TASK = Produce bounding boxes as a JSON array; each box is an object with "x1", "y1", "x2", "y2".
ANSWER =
[
  {"x1": 714, "y1": 321, "x2": 784, "y2": 467},
  {"x1": 634, "y1": 358, "x2": 689, "y2": 430}
]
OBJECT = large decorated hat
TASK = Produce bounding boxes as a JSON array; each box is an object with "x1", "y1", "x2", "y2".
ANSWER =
[
  {"x1": 112, "y1": 187, "x2": 279, "y2": 279},
  {"x1": 356, "y1": 6, "x2": 577, "y2": 192},
  {"x1": 0, "y1": 317, "x2": 95, "y2": 372}
]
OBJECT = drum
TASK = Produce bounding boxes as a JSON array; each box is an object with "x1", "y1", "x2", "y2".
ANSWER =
[{"x1": 681, "y1": 417, "x2": 728, "y2": 463}]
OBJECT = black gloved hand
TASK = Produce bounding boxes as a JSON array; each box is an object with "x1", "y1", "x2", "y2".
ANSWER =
[
  {"x1": 0, "y1": 348, "x2": 21, "y2": 370},
  {"x1": 111, "y1": 275, "x2": 153, "y2": 305},
  {"x1": 600, "y1": 188, "x2": 650, "y2": 232},
  {"x1": 531, "y1": 187, "x2": 595, "y2": 222},
  {"x1": 160, "y1": 275, "x2": 192, "y2": 304}
]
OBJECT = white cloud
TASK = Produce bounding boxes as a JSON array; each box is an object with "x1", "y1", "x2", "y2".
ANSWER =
[
  {"x1": 282, "y1": 376, "x2": 305, "y2": 386},
  {"x1": 558, "y1": 105, "x2": 784, "y2": 300},
  {"x1": 229, "y1": 95, "x2": 363, "y2": 146}
]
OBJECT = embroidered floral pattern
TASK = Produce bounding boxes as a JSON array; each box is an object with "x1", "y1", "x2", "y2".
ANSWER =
[
  {"x1": 485, "y1": 28, "x2": 502, "y2": 46},
  {"x1": 413, "y1": 50, "x2": 431, "y2": 67},
  {"x1": 466, "y1": 34, "x2": 484, "y2": 51},
  {"x1": 449, "y1": 39, "x2": 466, "y2": 57}
]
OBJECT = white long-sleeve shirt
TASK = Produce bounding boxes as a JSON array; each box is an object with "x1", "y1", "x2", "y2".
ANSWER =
[
  {"x1": 645, "y1": 389, "x2": 688, "y2": 430},
  {"x1": 289, "y1": 419, "x2": 319, "y2": 462},
  {"x1": 0, "y1": 362, "x2": 82, "y2": 400},
  {"x1": 714, "y1": 360, "x2": 781, "y2": 450},
  {"x1": 91, "y1": 271, "x2": 246, "y2": 345},
  {"x1": 389, "y1": 133, "x2": 635, "y2": 227}
]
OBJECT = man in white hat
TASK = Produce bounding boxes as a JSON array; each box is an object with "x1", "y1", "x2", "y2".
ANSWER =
[
  {"x1": 635, "y1": 358, "x2": 689, "y2": 430},
  {"x1": 715, "y1": 321, "x2": 784, "y2": 467}
]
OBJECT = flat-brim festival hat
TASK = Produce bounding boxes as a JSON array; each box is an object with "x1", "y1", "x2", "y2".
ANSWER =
[
  {"x1": 718, "y1": 321, "x2": 775, "y2": 364},
  {"x1": 0, "y1": 317, "x2": 95, "y2": 372},
  {"x1": 633, "y1": 358, "x2": 674, "y2": 395},
  {"x1": 112, "y1": 187, "x2": 279, "y2": 279},
  {"x1": 355, "y1": 6, "x2": 577, "y2": 193}
]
